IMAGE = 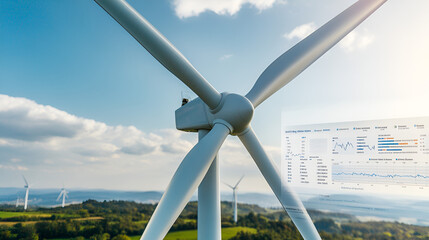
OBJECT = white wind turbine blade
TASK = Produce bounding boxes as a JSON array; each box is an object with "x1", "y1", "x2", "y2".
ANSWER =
[
  {"x1": 62, "y1": 190, "x2": 67, "y2": 208},
  {"x1": 94, "y1": 0, "x2": 222, "y2": 109},
  {"x1": 223, "y1": 182, "x2": 234, "y2": 189},
  {"x1": 56, "y1": 191, "x2": 63, "y2": 202},
  {"x1": 239, "y1": 127, "x2": 320, "y2": 240},
  {"x1": 234, "y1": 175, "x2": 245, "y2": 188},
  {"x1": 245, "y1": 0, "x2": 387, "y2": 108},
  {"x1": 22, "y1": 175, "x2": 29, "y2": 187},
  {"x1": 141, "y1": 123, "x2": 230, "y2": 240}
]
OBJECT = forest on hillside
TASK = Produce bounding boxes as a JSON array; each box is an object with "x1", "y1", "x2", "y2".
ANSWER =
[{"x1": 0, "y1": 200, "x2": 428, "y2": 240}]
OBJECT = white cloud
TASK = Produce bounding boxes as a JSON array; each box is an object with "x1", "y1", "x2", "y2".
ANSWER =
[
  {"x1": 160, "y1": 141, "x2": 193, "y2": 154},
  {"x1": 340, "y1": 29, "x2": 374, "y2": 52},
  {"x1": 10, "y1": 158, "x2": 21, "y2": 163},
  {"x1": 173, "y1": 0, "x2": 280, "y2": 19},
  {"x1": 0, "y1": 94, "x2": 280, "y2": 192},
  {"x1": 17, "y1": 165, "x2": 28, "y2": 171},
  {"x1": 284, "y1": 22, "x2": 316, "y2": 40},
  {"x1": 220, "y1": 54, "x2": 233, "y2": 61},
  {"x1": 0, "y1": 139, "x2": 9, "y2": 146},
  {"x1": 0, "y1": 95, "x2": 82, "y2": 141},
  {"x1": 0, "y1": 164, "x2": 28, "y2": 171},
  {"x1": 0, "y1": 94, "x2": 188, "y2": 160},
  {"x1": 121, "y1": 142, "x2": 157, "y2": 155}
]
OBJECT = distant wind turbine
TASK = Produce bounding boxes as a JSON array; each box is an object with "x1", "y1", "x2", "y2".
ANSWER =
[
  {"x1": 57, "y1": 187, "x2": 68, "y2": 208},
  {"x1": 225, "y1": 175, "x2": 244, "y2": 223},
  {"x1": 22, "y1": 176, "x2": 30, "y2": 210},
  {"x1": 15, "y1": 196, "x2": 20, "y2": 208}
]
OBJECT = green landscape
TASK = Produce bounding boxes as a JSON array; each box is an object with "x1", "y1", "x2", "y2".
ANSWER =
[{"x1": 1, "y1": 200, "x2": 429, "y2": 240}]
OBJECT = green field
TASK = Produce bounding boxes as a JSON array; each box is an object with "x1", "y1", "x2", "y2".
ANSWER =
[
  {"x1": 129, "y1": 227, "x2": 256, "y2": 240},
  {"x1": 0, "y1": 211, "x2": 51, "y2": 219},
  {"x1": 3, "y1": 199, "x2": 429, "y2": 240}
]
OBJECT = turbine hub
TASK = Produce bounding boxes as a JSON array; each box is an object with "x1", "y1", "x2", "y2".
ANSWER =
[
  {"x1": 209, "y1": 93, "x2": 254, "y2": 135},
  {"x1": 175, "y1": 93, "x2": 254, "y2": 134}
]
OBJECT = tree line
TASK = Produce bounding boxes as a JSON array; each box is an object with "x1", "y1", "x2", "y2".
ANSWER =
[{"x1": 1, "y1": 200, "x2": 429, "y2": 240}]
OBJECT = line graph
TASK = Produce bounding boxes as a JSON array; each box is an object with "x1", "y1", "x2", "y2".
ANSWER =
[
  {"x1": 333, "y1": 172, "x2": 429, "y2": 179},
  {"x1": 333, "y1": 142, "x2": 354, "y2": 151},
  {"x1": 332, "y1": 137, "x2": 355, "y2": 154},
  {"x1": 332, "y1": 137, "x2": 376, "y2": 154},
  {"x1": 332, "y1": 164, "x2": 429, "y2": 186},
  {"x1": 286, "y1": 152, "x2": 305, "y2": 157}
]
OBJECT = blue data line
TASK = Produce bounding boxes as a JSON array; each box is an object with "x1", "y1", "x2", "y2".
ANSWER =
[
  {"x1": 333, "y1": 142, "x2": 354, "y2": 151},
  {"x1": 332, "y1": 172, "x2": 429, "y2": 179}
]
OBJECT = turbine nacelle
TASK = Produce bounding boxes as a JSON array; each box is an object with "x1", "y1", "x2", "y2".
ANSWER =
[{"x1": 175, "y1": 93, "x2": 254, "y2": 135}]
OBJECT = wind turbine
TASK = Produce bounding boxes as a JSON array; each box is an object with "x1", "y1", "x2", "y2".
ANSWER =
[
  {"x1": 22, "y1": 176, "x2": 30, "y2": 210},
  {"x1": 93, "y1": 0, "x2": 388, "y2": 239},
  {"x1": 57, "y1": 187, "x2": 68, "y2": 208},
  {"x1": 225, "y1": 176, "x2": 244, "y2": 223},
  {"x1": 15, "y1": 196, "x2": 20, "y2": 208}
]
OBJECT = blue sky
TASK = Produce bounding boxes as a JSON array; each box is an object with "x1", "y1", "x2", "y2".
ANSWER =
[{"x1": 1, "y1": 0, "x2": 429, "y2": 193}]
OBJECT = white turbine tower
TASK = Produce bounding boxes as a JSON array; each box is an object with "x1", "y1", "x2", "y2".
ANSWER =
[
  {"x1": 225, "y1": 176, "x2": 244, "y2": 223},
  {"x1": 57, "y1": 187, "x2": 68, "y2": 208},
  {"x1": 93, "y1": 0, "x2": 388, "y2": 239},
  {"x1": 22, "y1": 176, "x2": 30, "y2": 210}
]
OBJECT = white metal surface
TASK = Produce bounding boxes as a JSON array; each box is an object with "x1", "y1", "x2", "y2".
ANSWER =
[
  {"x1": 141, "y1": 123, "x2": 230, "y2": 240},
  {"x1": 225, "y1": 176, "x2": 244, "y2": 223},
  {"x1": 24, "y1": 188, "x2": 29, "y2": 210},
  {"x1": 57, "y1": 188, "x2": 68, "y2": 208},
  {"x1": 176, "y1": 93, "x2": 253, "y2": 134},
  {"x1": 233, "y1": 189, "x2": 237, "y2": 223},
  {"x1": 197, "y1": 130, "x2": 221, "y2": 240},
  {"x1": 23, "y1": 176, "x2": 29, "y2": 210}
]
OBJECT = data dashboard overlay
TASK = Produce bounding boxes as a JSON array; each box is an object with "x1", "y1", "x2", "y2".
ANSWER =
[{"x1": 281, "y1": 117, "x2": 429, "y2": 195}]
